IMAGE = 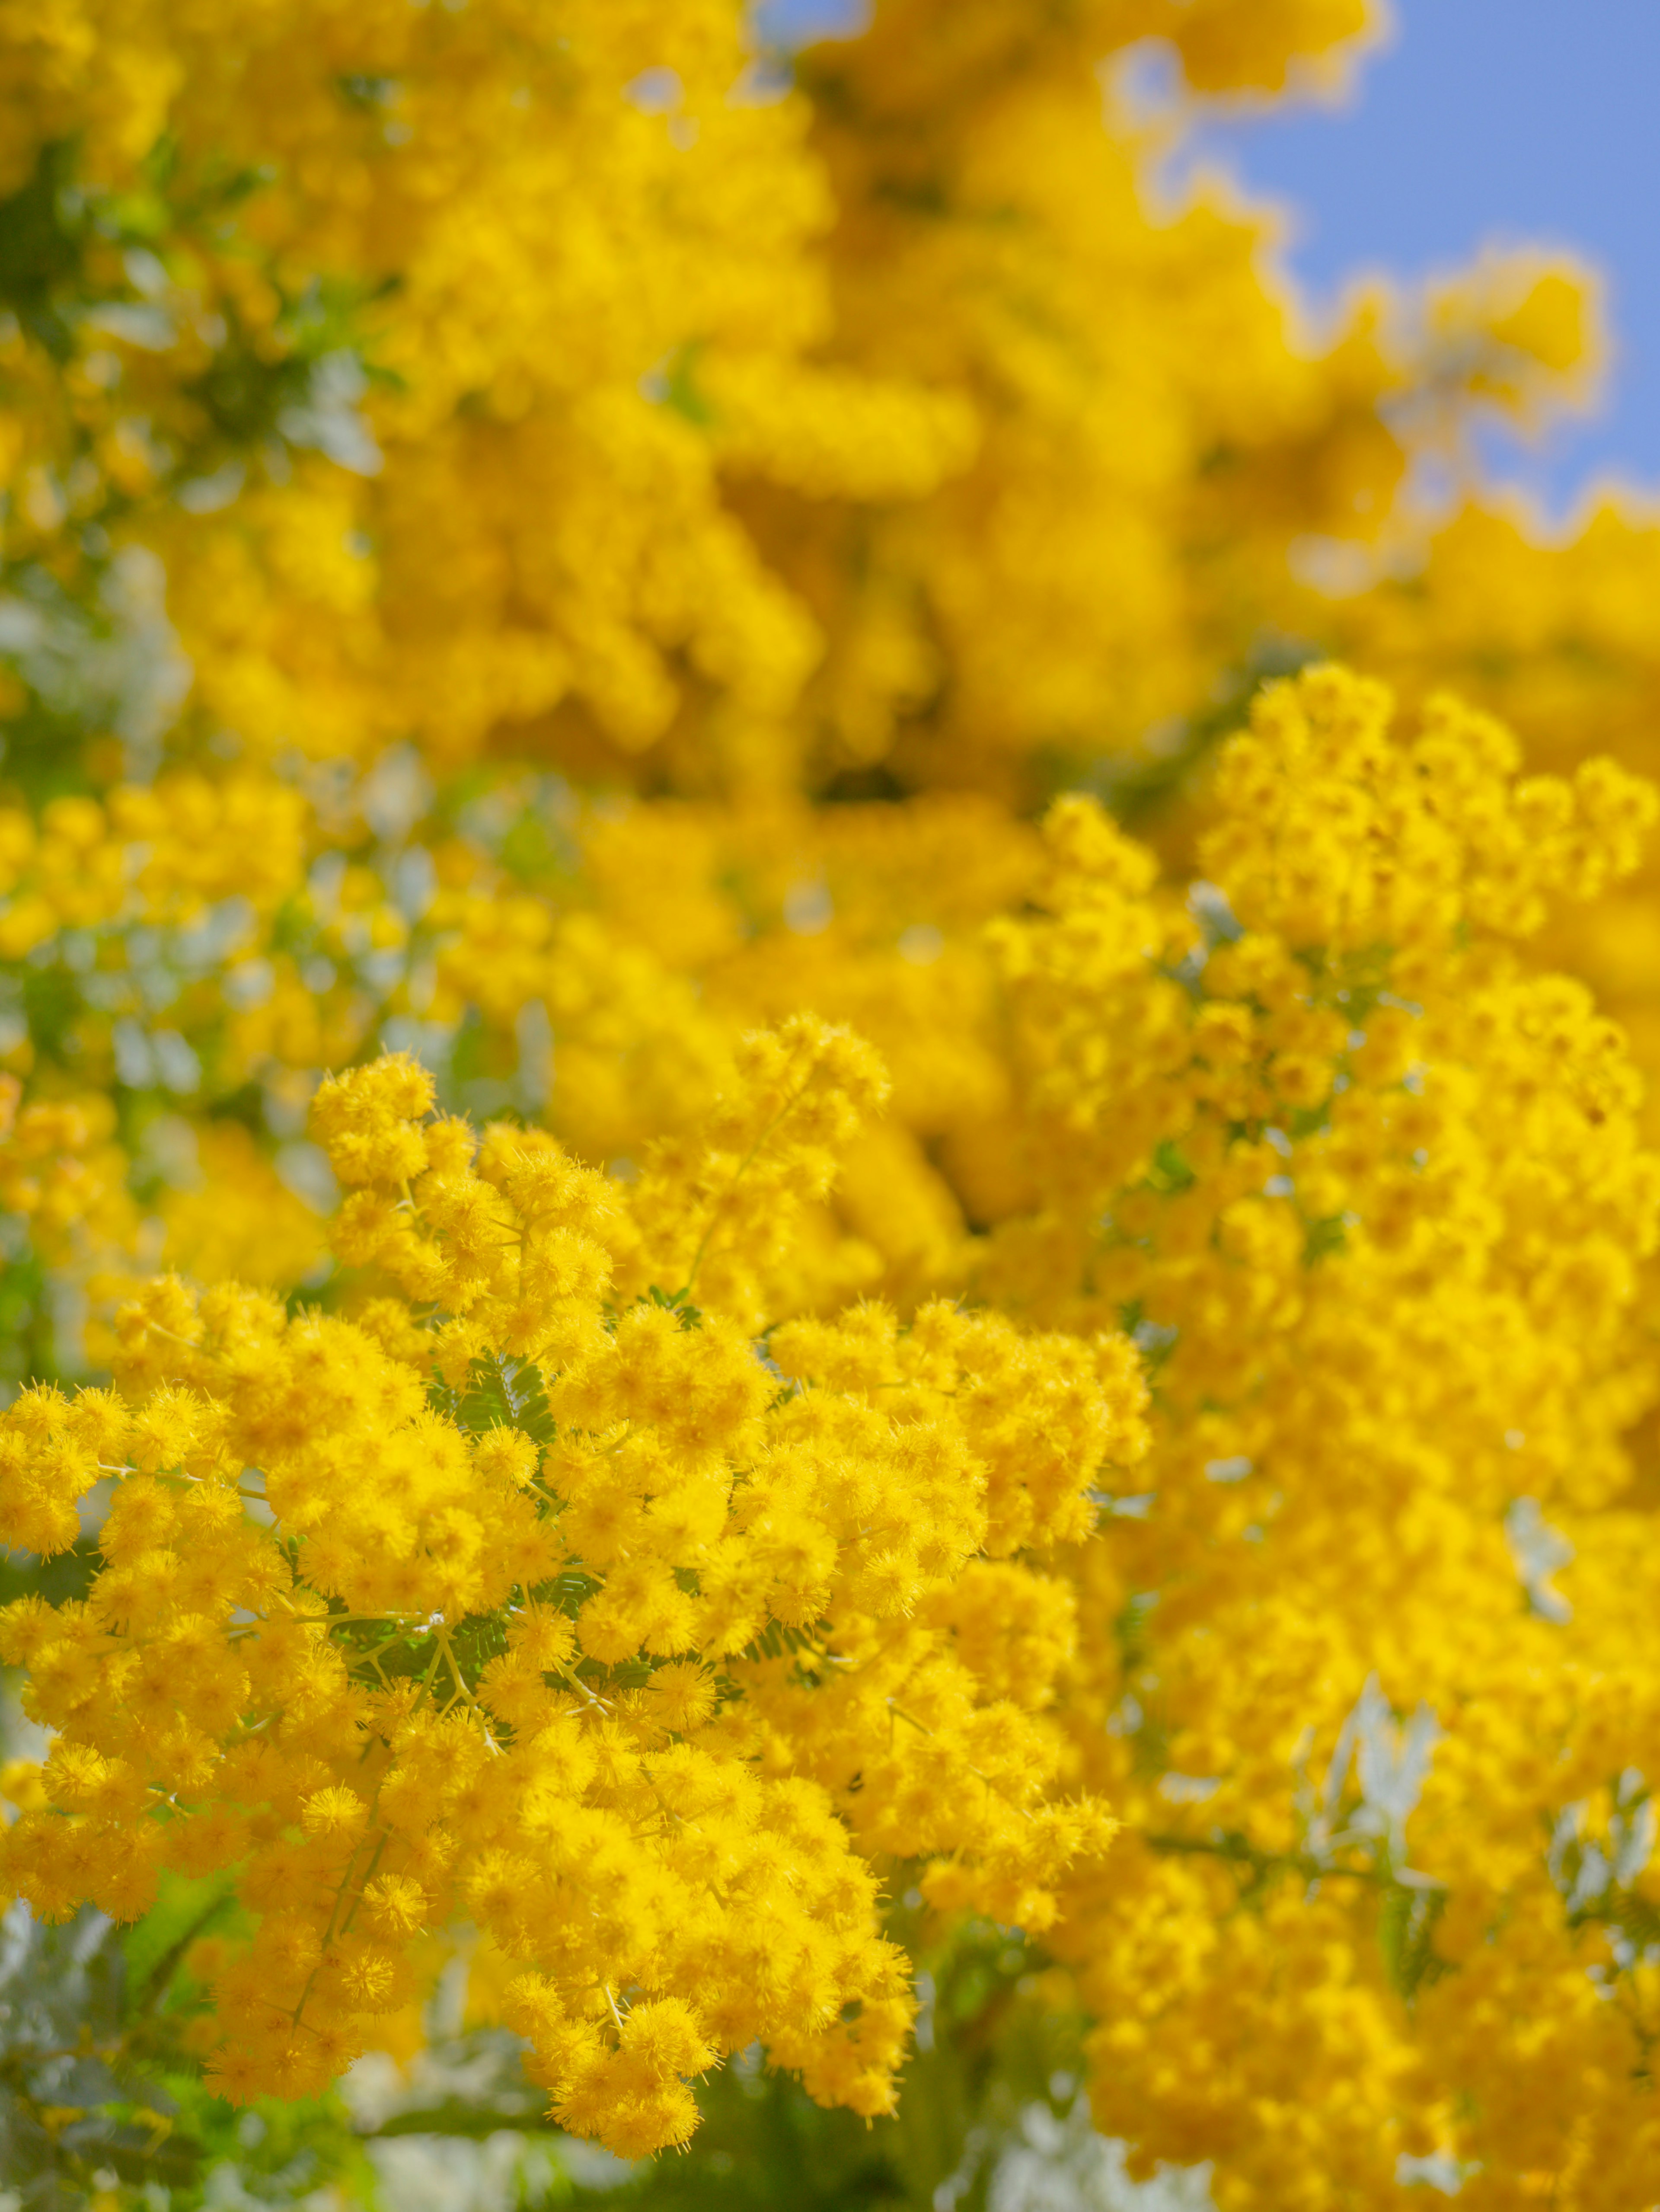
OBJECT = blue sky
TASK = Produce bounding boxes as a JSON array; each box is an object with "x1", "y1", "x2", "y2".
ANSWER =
[
  {"x1": 764, "y1": 0, "x2": 1659, "y2": 518},
  {"x1": 1184, "y1": 2, "x2": 1660, "y2": 516}
]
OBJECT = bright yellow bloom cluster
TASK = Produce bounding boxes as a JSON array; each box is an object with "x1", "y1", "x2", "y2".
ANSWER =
[
  {"x1": 0, "y1": 0, "x2": 978, "y2": 783},
  {"x1": 0, "y1": 756, "x2": 1059, "y2": 1348},
  {"x1": 1309, "y1": 498, "x2": 1660, "y2": 1140},
  {"x1": 2, "y1": 0, "x2": 1600, "y2": 806},
  {"x1": 4, "y1": 665, "x2": 1659, "y2": 2194},
  {"x1": 11, "y1": 0, "x2": 1660, "y2": 2200},
  {"x1": 770, "y1": 10, "x2": 1597, "y2": 795},
  {"x1": 972, "y1": 666, "x2": 1660, "y2": 2204},
  {"x1": 0, "y1": 762, "x2": 1038, "y2": 1324},
  {"x1": 0, "y1": 777, "x2": 305, "y2": 962},
  {"x1": 0, "y1": 1020, "x2": 1145, "y2": 2156},
  {"x1": 0, "y1": 0, "x2": 1618, "y2": 1352},
  {"x1": 0, "y1": 1074, "x2": 125, "y2": 1264},
  {"x1": 0, "y1": 773, "x2": 318, "y2": 1324}
]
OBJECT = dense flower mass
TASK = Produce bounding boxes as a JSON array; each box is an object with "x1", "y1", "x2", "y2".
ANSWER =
[
  {"x1": 4, "y1": 1, "x2": 1660, "y2": 2206},
  {"x1": 982, "y1": 668, "x2": 1660, "y2": 2200},
  {"x1": 0, "y1": 1020, "x2": 1145, "y2": 2155}
]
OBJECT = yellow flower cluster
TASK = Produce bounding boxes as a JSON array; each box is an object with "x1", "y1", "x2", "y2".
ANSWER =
[
  {"x1": 975, "y1": 667, "x2": 1660, "y2": 2204},
  {"x1": 4, "y1": 664, "x2": 1660, "y2": 2193},
  {"x1": 1311, "y1": 498, "x2": 1660, "y2": 1139},
  {"x1": 770, "y1": 10, "x2": 1598, "y2": 795},
  {"x1": 0, "y1": 777, "x2": 305, "y2": 962},
  {"x1": 0, "y1": 1022, "x2": 1145, "y2": 2157},
  {"x1": 10, "y1": 0, "x2": 1660, "y2": 2198},
  {"x1": 0, "y1": 1075, "x2": 125, "y2": 1265},
  {"x1": 0, "y1": 761, "x2": 1031, "y2": 1327},
  {"x1": 0, "y1": 0, "x2": 980, "y2": 784},
  {"x1": 1, "y1": 0, "x2": 1601, "y2": 807},
  {"x1": 0, "y1": 0, "x2": 1623, "y2": 1363}
]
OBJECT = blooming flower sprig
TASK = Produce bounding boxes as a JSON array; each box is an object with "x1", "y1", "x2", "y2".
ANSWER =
[
  {"x1": 0, "y1": 1017, "x2": 1146, "y2": 2157},
  {"x1": 981, "y1": 666, "x2": 1660, "y2": 2198}
]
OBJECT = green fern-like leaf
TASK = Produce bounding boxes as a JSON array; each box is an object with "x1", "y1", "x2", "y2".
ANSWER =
[
  {"x1": 741, "y1": 1617, "x2": 828, "y2": 1665},
  {"x1": 443, "y1": 1349, "x2": 556, "y2": 1446},
  {"x1": 1379, "y1": 1881, "x2": 1449, "y2": 2003}
]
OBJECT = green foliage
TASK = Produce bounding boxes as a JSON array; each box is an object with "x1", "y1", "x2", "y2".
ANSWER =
[
  {"x1": 641, "y1": 1285, "x2": 702, "y2": 1332},
  {"x1": 434, "y1": 1352, "x2": 556, "y2": 1449},
  {"x1": 0, "y1": 1535, "x2": 99, "y2": 1609},
  {"x1": 121, "y1": 1870, "x2": 246, "y2": 2009},
  {"x1": 1378, "y1": 1882, "x2": 1451, "y2": 2005}
]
